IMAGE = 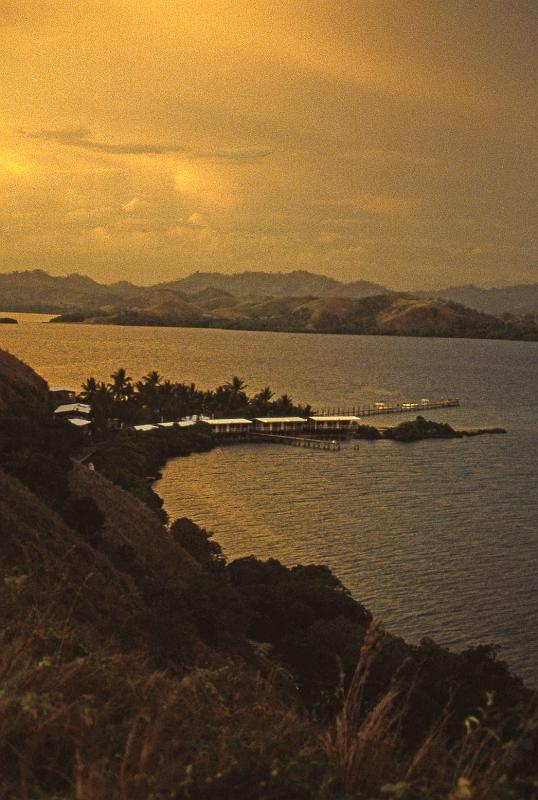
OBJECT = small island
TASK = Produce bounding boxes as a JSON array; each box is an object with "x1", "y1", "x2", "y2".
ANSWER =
[
  {"x1": 0, "y1": 348, "x2": 535, "y2": 800},
  {"x1": 378, "y1": 416, "x2": 506, "y2": 442},
  {"x1": 0, "y1": 317, "x2": 17, "y2": 324}
]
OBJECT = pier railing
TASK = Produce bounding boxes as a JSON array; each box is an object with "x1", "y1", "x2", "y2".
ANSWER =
[
  {"x1": 249, "y1": 432, "x2": 340, "y2": 451},
  {"x1": 314, "y1": 398, "x2": 459, "y2": 418}
]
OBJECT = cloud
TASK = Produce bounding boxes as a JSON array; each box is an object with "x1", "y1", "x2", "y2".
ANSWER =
[
  {"x1": 21, "y1": 127, "x2": 186, "y2": 155},
  {"x1": 315, "y1": 192, "x2": 420, "y2": 217},
  {"x1": 0, "y1": 150, "x2": 29, "y2": 177},
  {"x1": 356, "y1": 148, "x2": 445, "y2": 171},
  {"x1": 167, "y1": 212, "x2": 210, "y2": 238},
  {"x1": 89, "y1": 226, "x2": 110, "y2": 240},
  {"x1": 186, "y1": 212, "x2": 208, "y2": 228},
  {"x1": 188, "y1": 148, "x2": 272, "y2": 162},
  {"x1": 19, "y1": 128, "x2": 271, "y2": 161},
  {"x1": 65, "y1": 206, "x2": 115, "y2": 222},
  {"x1": 121, "y1": 197, "x2": 145, "y2": 213}
]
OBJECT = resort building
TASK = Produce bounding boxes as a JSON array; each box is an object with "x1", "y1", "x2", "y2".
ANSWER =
[
  {"x1": 50, "y1": 387, "x2": 78, "y2": 405},
  {"x1": 308, "y1": 415, "x2": 361, "y2": 432},
  {"x1": 206, "y1": 418, "x2": 253, "y2": 435},
  {"x1": 133, "y1": 424, "x2": 159, "y2": 432},
  {"x1": 67, "y1": 417, "x2": 92, "y2": 429},
  {"x1": 54, "y1": 402, "x2": 91, "y2": 417},
  {"x1": 157, "y1": 420, "x2": 197, "y2": 429},
  {"x1": 66, "y1": 417, "x2": 92, "y2": 437},
  {"x1": 254, "y1": 417, "x2": 306, "y2": 433}
]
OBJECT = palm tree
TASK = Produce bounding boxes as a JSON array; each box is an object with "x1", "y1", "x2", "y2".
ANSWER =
[
  {"x1": 80, "y1": 376, "x2": 98, "y2": 402},
  {"x1": 90, "y1": 381, "x2": 114, "y2": 431},
  {"x1": 224, "y1": 376, "x2": 247, "y2": 396},
  {"x1": 159, "y1": 379, "x2": 173, "y2": 396},
  {"x1": 256, "y1": 386, "x2": 273, "y2": 403},
  {"x1": 142, "y1": 370, "x2": 161, "y2": 388},
  {"x1": 253, "y1": 386, "x2": 274, "y2": 413},
  {"x1": 222, "y1": 376, "x2": 248, "y2": 412},
  {"x1": 109, "y1": 367, "x2": 133, "y2": 401},
  {"x1": 135, "y1": 370, "x2": 162, "y2": 406},
  {"x1": 276, "y1": 393, "x2": 293, "y2": 413}
]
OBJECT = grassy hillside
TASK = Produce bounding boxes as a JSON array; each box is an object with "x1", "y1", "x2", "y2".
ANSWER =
[
  {"x1": 2, "y1": 268, "x2": 537, "y2": 338},
  {"x1": 3, "y1": 269, "x2": 538, "y2": 317},
  {"x1": 0, "y1": 349, "x2": 49, "y2": 412},
  {"x1": 1, "y1": 352, "x2": 537, "y2": 798},
  {"x1": 54, "y1": 292, "x2": 538, "y2": 341},
  {"x1": 423, "y1": 284, "x2": 538, "y2": 317}
]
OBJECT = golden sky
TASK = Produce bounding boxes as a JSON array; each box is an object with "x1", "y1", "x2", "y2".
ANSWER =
[{"x1": 0, "y1": 0, "x2": 536, "y2": 287}]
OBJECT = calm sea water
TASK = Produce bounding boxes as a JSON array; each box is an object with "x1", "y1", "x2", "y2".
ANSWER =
[{"x1": 2, "y1": 313, "x2": 537, "y2": 684}]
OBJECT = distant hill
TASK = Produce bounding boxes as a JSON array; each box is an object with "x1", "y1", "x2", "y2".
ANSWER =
[
  {"x1": 159, "y1": 269, "x2": 344, "y2": 297},
  {"x1": 1, "y1": 269, "x2": 538, "y2": 319},
  {"x1": 52, "y1": 292, "x2": 538, "y2": 341},
  {"x1": 0, "y1": 269, "x2": 136, "y2": 311},
  {"x1": 160, "y1": 270, "x2": 389, "y2": 298},
  {"x1": 419, "y1": 284, "x2": 538, "y2": 316},
  {"x1": 334, "y1": 278, "x2": 391, "y2": 298}
]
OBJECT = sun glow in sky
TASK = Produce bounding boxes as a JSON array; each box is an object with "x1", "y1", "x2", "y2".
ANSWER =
[{"x1": 0, "y1": 0, "x2": 536, "y2": 287}]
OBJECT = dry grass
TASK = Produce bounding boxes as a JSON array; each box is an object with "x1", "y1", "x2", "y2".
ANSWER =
[
  {"x1": 321, "y1": 622, "x2": 406, "y2": 793},
  {"x1": 0, "y1": 632, "x2": 327, "y2": 800},
  {"x1": 321, "y1": 622, "x2": 538, "y2": 800}
]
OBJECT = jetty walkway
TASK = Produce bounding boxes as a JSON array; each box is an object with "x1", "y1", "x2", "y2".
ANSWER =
[
  {"x1": 314, "y1": 398, "x2": 459, "y2": 417},
  {"x1": 65, "y1": 397, "x2": 461, "y2": 459},
  {"x1": 251, "y1": 432, "x2": 340, "y2": 451}
]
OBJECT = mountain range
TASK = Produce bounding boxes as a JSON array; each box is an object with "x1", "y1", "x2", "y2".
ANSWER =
[
  {"x1": 1, "y1": 269, "x2": 537, "y2": 340},
  {"x1": 1, "y1": 268, "x2": 537, "y2": 315},
  {"x1": 47, "y1": 290, "x2": 535, "y2": 341}
]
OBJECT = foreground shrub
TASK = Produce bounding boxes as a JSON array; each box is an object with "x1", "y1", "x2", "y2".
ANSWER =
[{"x1": 0, "y1": 635, "x2": 332, "y2": 800}]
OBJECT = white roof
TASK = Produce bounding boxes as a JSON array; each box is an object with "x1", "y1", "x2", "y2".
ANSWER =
[
  {"x1": 255, "y1": 417, "x2": 306, "y2": 424},
  {"x1": 67, "y1": 417, "x2": 92, "y2": 427},
  {"x1": 50, "y1": 386, "x2": 77, "y2": 393},
  {"x1": 207, "y1": 418, "x2": 252, "y2": 425},
  {"x1": 133, "y1": 424, "x2": 159, "y2": 432},
  {"x1": 158, "y1": 420, "x2": 196, "y2": 428},
  {"x1": 54, "y1": 403, "x2": 91, "y2": 415},
  {"x1": 309, "y1": 415, "x2": 361, "y2": 422}
]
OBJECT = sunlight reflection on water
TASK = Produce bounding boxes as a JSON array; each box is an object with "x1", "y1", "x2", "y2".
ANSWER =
[{"x1": 2, "y1": 317, "x2": 537, "y2": 683}]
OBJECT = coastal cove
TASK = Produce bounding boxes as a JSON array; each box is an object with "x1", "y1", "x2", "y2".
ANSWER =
[
  {"x1": 156, "y1": 429, "x2": 538, "y2": 688},
  {"x1": 2, "y1": 315, "x2": 537, "y2": 684}
]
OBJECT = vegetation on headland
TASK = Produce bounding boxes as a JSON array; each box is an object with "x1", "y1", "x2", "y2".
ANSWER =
[
  {"x1": 0, "y1": 317, "x2": 17, "y2": 324},
  {"x1": 1, "y1": 349, "x2": 537, "y2": 799},
  {"x1": 80, "y1": 367, "x2": 311, "y2": 430},
  {"x1": 351, "y1": 418, "x2": 507, "y2": 442},
  {"x1": 92, "y1": 425, "x2": 215, "y2": 522},
  {"x1": 74, "y1": 368, "x2": 503, "y2": 521},
  {"x1": 380, "y1": 417, "x2": 506, "y2": 442},
  {"x1": 3, "y1": 267, "x2": 538, "y2": 316},
  {"x1": 2, "y1": 266, "x2": 537, "y2": 340},
  {"x1": 51, "y1": 292, "x2": 538, "y2": 341},
  {"x1": 78, "y1": 368, "x2": 310, "y2": 520}
]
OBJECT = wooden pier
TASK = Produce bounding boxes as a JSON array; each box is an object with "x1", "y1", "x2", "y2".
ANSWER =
[
  {"x1": 315, "y1": 398, "x2": 459, "y2": 418},
  {"x1": 251, "y1": 432, "x2": 340, "y2": 451}
]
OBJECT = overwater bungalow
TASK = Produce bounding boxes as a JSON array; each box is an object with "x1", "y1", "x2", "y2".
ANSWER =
[
  {"x1": 206, "y1": 418, "x2": 253, "y2": 435},
  {"x1": 308, "y1": 415, "x2": 361, "y2": 432},
  {"x1": 254, "y1": 417, "x2": 306, "y2": 433}
]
